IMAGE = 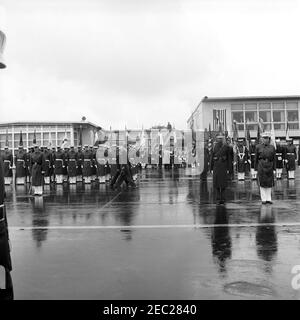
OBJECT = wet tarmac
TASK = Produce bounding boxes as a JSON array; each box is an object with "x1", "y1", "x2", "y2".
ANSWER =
[{"x1": 4, "y1": 168, "x2": 300, "y2": 299}]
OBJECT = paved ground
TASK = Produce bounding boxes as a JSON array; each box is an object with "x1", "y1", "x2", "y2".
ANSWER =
[{"x1": 4, "y1": 168, "x2": 300, "y2": 299}]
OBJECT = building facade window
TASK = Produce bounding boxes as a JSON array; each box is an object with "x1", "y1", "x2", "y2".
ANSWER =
[
  {"x1": 259, "y1": 110, "x2": 271, "y2": 122},
  {"x1": 259, "y1": 103, "x2": 271, "y2": 110},
  {"x1": 245, "y1": 111, "x2": 257, "y2": 122},
  {"x1": 232, "y1": 111, "x2": 244, "y2": 123}
]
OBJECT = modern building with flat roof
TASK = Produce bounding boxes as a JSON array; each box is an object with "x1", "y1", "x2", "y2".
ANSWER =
[
  {"x1": 0, "y1": 120, "x2": 102, "y2": 155},
  {"x1": 187, "y1": 95, "x2": 300, "y2": 142}
]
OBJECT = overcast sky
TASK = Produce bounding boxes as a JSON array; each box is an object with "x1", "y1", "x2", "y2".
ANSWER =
[{"x1": 0, "y1": 0, "x2": 300, "y2": 130}]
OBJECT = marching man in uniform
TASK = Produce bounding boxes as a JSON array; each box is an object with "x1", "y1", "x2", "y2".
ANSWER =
[
  {"x1": 249, "y1": 139, "x2": 257, "y2": 180},
  {"x1": 255, "y1": 131, "x2": 276, "y2": 204},
  {"x1": 3, "y1": 146, "x2": 13, "y2": 185},
  {"x1": 285, "y1": 138, "x2": 297, "y2": 179},
  {"x1": 275, "y1": 139, "x2": 285, "y2": 179},
  {"x1": 235, "y1": 138, "x2": 249, "y2": 181},
  {"x1": 14, "y1": 145, "x2": 27, "y2": 185}
]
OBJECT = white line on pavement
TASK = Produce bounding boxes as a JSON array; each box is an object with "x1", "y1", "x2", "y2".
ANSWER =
[{"x1": 8, "y1": 222, "x2": 300, "y2": 230}]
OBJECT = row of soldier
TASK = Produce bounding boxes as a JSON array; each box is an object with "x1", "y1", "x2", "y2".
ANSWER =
[
  {"x1": 1, "y1": 144, "x2": 140, "y2": 191},
  {"x1": 211, "y1": 136, "x2": 298, "y2": 181}
]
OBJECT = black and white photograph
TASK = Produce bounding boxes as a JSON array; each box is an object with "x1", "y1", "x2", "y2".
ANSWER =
[{"x1": 1, "y1": 0, "x2": 300, "y2": 306}]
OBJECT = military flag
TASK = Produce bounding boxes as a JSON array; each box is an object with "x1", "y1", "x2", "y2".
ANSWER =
[
  {"x1": 246, "y1": 122, "x2": 251, "y2": 149},
  {"x1": 158, "y1": 130, "x2": 164, "y2": 146},
  {"x1": 19, "y1": 130, "x2": 23, "y2": 146},
  {"x1": 5, "y1": 129, "x2": 9, "y2": 147},
  {"x1": 270, "y1": 121, "x2": 276, "y2": 146},
  {"x1": 33, "y1": 129, "x2": 37, "y2": 144},
  {"x1": 232, "y1": 120, "x2": 238, "y2": 142},
  {"x1": 79, "y1": 125, "x2": 83, "y2": 146},
  {"x1": 48, "y1": 132, "x2": 52, "y2": 148},
  {"x1": 286, "y1": 120, "x2": 290, "y2": 140}
]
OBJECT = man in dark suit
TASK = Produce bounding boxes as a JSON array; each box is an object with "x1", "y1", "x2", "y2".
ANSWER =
[{"x1": 210, "y1": 133, "x2": 232, "y2": 204}]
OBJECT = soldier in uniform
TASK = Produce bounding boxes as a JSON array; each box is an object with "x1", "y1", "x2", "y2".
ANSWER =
[
  {"x1": 235, "y1": 138, "x2": 249, "y2": 181},
  {"x1": 275, "y1": 139, "x2": 285, "y2": 179},
  {"x1": 68, "y1": 146, "x2": 78, "y2": 184},
  {"x1": 285, "y1": 138, "x2": 297, "y2": 179},
  {"x1": 91, "y1": 146, "x2": 97, "y2": 182},
  {"x1": 254, "y1": 131, "x2": 276, "y2": 204},
  {"x1": 226, "y1": 137, "x2": 234, "y2": 180},
  {"x1": 2, "y1": 146, "x2": 13, "y2": 185},
  {"x1": 82, "y1": 145, "x2": 92, "y2": 184},
  {"x1": 25, "y1": 147, "x2": 32, "y2": 184},
  {"x1": 30, "y1": 144, "x2": 45, "y2": 195},
  {"x1": 14, "y1": 145, "x2": 27, "y2": 185},
  {"x1": 53, "y1": 146, "x2": 65, "y2": 184},
  {"x1": 249, "y1": 139, "x2": 257, "y2": 180},
  {"x1": 209, "y1": 133, "x2": 232, "y2": 204},
  {"x1": 63, "y1": 147, "x2": 69, "y2": 183},
  {"x1": 43, "y1": 146, "x2": 53, "y2": 185},
  {"x1": 50, "y1": 147, "x2": 56, "y2": 183},
  {"x1": 76, "y1": 146, "x2": 83, "y2": 183}
]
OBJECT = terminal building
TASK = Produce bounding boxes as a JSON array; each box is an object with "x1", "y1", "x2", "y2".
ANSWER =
[
  {"x1": 0, "y1": 120, "x2": 101, "y2": 156},
  {"x1": 187, "y1": 95, "x2": 300, "y2": 144}
]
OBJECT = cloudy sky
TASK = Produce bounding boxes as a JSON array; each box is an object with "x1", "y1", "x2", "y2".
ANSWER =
[{"x1": 0, "y1": 0, "x2": 300, "y2": 129}]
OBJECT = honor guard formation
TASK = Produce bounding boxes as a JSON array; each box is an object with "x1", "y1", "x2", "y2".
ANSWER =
[
  {"x1": 0, "y1": 142, "x2": 141, "y2": 196},
  {"x1": 207, "y1": 130, "x2": 299, "y2": 205}
]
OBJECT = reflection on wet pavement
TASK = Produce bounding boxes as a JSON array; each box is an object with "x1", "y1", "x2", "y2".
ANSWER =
[{"x1": 4, "y1": 168, "x2": 300, "y2": 299}]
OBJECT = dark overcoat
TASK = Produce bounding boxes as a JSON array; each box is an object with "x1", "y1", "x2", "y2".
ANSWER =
[
  {"x1": 30, "y1": 150, "x2": 45, "y2": 186},
  {"x1": 68, "y1": 150, "x2": 78, "y2": 177},
  {"x1": 285, "y1": 144, "x2": 296, "y2": 171},
  {"x1": 15, "y1": 149, "x2": 27, "y2": 178},
  {"x1": 82, "y1": 150, "x2": 92, "y2": 176},
  {"x1": 275, "y1": 145, "x2": 285, "y2": 169},
  {"x1": 255, "y1": 143, "x2": 276, "y2": 188},
  {"x1": 3, "y1": 150, "x2": 13, "y2": 178},
  {"x1": 210, "y1": 142, "x2": 231, "y2": 189}
]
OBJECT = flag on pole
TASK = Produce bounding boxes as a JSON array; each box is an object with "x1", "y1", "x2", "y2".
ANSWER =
[
  {"x1": 79, "y1": 125, "x2": 83, "y2": 146},
  {"x1": 232, "y1": 120, "x2": 238, "y2": 142},
  {"x1": 286, "y1": 120, "x2": 290, "y2": 140},
  {"x1": 19, "y1": 130, "x2": 23, "y2": 146},
  {"x1": 140, "y1": 126, "x2": 146, "y2": 148},
  {"x1": 173, "y1": 129, "x2": 177, "y2": 144},
  {"x1": 257, "y1": 117, "x2": 264, "y2": 142},
  {"x1": 48, "y1": 132, "x2": 52, "y2": 148},
  {"x1": 246, "y1": 122, "x2": 251, "y2": 149},
  {"x1": 5, "y1": 129, "x2": 9, "y2": 147},
  {"x1": 270, "y1": 122, "x2": 276, "y2": 146},
  {"x1": 61, "y1": 129, "x2": 68, "y2": 148},
  {"x1": 158, "y1": 130, "x2": 164, "y2": 146},
  {"x1": 33, "y1": 129, "x2": 37, "y2": 145}
]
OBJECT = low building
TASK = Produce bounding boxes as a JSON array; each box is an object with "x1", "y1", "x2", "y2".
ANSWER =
[
  {"x1": 0, "y1": 120, "x2": 101, "y2": 155},
  {"x1": 187, "y1": 95, "x2": 300, "y2": 143}
]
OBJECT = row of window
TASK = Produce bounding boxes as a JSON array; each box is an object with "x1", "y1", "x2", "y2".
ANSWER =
[
  {"x1": 232, "y1": 110, "x2": 299, "y2": 124},
  {"x1": 231, "y1": 102, "x2": 298, "y2": 111}
]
